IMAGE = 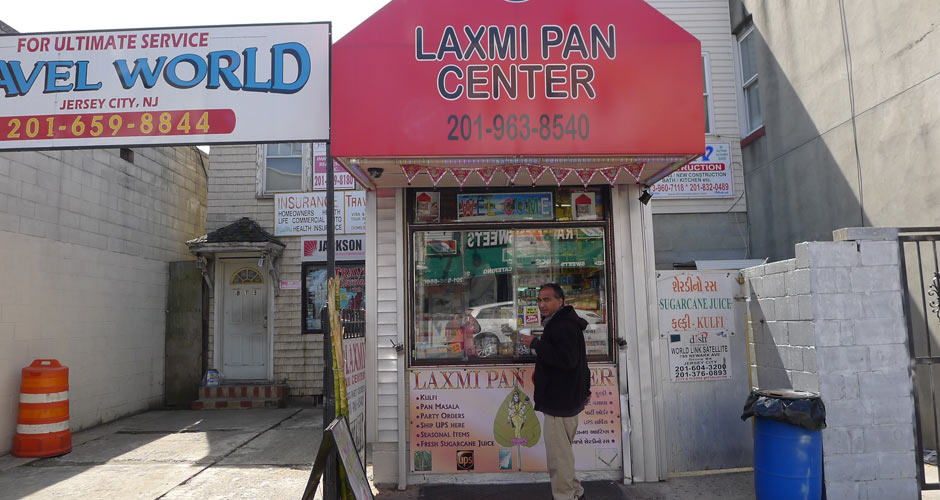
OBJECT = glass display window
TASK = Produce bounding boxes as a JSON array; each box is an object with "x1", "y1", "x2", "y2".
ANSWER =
[
  {"x1": 410, "y1": 226, "x2": 611, "y2": 364},
  {"x1": 302, "y1": 262, "x2": 365, "y2": 336}
]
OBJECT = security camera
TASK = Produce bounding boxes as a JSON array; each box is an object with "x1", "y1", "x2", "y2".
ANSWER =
[{"x1": 367, "y1": 167, "x2": 384, "y2": 179}]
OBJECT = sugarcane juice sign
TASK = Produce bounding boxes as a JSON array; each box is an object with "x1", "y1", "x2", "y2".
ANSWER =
[
  {"x1": 409, "y1": 364, "x2": 621, "y2": 473},
  {"x1": 0, "y1": 24, "x2": 329, "y2": 149},
  {"x1": 457, "y1": 192, "x2": 553, "y2": 222},
  {"x1": 657, "y1": 271, "x2": 736, "y2": 382}
]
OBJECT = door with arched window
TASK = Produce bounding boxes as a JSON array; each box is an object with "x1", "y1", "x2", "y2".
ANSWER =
[{"x1": 221, "y1": 259, "x2": 268, "y2": 380}]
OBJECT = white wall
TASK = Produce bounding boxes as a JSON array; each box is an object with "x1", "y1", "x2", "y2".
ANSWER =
[
  {"x1": 370, "y1": 188, "x2": 405, "y2": 484},
  {"x1": 0, "y1": 146, "x2": 207, "y2": 455}
]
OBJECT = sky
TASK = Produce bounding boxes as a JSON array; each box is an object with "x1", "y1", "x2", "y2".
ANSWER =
[{"x1": 1, "y1": 0, "x2": 393, "y2": 40}]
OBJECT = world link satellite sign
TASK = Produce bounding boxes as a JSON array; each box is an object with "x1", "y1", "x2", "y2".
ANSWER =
[
  {"x1": 0, "y1": 23, "x2": 330, "y2": 150},
  {"x1": 332, "y1": 0, "x2": 703, "y2": 158}
]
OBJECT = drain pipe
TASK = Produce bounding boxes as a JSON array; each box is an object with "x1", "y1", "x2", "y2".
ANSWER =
[
  {"x1": 398, "y1": 348, "x2": 407, "y2": 490},
  {"x1": 396, "y1": 189, "x2": 408, "y2": 491}
]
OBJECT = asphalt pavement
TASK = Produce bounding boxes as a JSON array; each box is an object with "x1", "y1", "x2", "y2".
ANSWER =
[{"x1": 0, "y1": 407, "x2": 755, "y2": 499}]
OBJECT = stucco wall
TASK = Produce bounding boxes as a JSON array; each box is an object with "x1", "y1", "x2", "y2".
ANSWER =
[
  {"x1": 652, "y1": 212, "x2": 748, "y2": 269},
  {"x1": 733, "y1": 0, "x2": 940, "y2": 260},
  {"x1": 0, "y1": 146, "x2": 207, "y2": 455}
]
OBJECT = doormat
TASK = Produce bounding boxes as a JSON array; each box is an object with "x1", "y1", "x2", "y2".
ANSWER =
[{"x1": 419, "y1": 480, "x2": 625, "y2": 500}]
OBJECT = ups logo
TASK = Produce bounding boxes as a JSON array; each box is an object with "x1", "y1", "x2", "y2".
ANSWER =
[{"x1": 456, "y1": 450, "x2": 475, "y2": 471}]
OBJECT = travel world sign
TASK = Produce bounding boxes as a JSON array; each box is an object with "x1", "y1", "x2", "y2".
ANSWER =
[{"x1": 0, "y1": 24, "x2": 329, "y2": 150}]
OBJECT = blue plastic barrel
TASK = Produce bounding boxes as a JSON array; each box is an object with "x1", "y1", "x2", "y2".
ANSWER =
[{"x1": 753, "y1": 417, "x2": 822, "y2": 500}]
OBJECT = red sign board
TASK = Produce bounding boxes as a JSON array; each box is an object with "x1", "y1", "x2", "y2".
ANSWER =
[{"x1": 332, "y1": 0, "x2": 703, "y2": 159}]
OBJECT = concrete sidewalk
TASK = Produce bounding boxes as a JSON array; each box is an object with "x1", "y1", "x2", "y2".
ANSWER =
[{"x1": 0, "y1": 408, "x2": 754, "y2": 499}]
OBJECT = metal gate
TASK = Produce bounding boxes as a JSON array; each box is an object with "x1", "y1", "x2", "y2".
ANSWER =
[{"x1": 899, "y1": 228, "x2": 940, "y2": 491}]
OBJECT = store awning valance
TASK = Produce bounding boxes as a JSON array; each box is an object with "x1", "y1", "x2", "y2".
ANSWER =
[{"x1": 332, "y1": 0, "x2": 704, "y2": 188}]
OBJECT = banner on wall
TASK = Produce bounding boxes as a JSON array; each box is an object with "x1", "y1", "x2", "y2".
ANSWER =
[
  {"x1": 409, "y1": 364, "x2": 621, "y2": 473},
  {"x1": 0, "y1": 24, "x2": 329, "y2": 150},
  {"x1": 313, "y1": 142, "x2": 356, "y2": 191},
  {"x1": 343, "y1": 336, "x2": 367, "y2": 461},
  {"x1": 657, "y1": 271, "x2": 737, "y2": 382},
  {"x1": 649, "y1": 143, "x2": 733, "y2": 199},
  {"x1": 275, "y1": 191, "x2": 366, "y2": 236}
]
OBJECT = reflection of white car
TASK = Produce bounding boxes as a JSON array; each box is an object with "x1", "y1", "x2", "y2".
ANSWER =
[{"x1": 468, "y1": 302, "x2": 604, "y2": 357}]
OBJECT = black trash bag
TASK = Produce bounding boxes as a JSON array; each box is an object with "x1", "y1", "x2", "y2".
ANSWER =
[{"x1": 741, "y1": 389, "x2": 827, "y2": 431}]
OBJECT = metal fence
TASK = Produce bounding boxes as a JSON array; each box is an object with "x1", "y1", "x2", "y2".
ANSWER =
[
  {"x1": 340, "y1": 307, "x2": 365, "y2": 339},
  {"x1": 899, "y1": 228, "x2": 940, "y2": 490}
]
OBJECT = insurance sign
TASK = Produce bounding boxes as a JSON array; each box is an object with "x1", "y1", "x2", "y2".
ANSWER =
[{"x1": 0, "y1": 23, "x2": 329, "y2": 150}]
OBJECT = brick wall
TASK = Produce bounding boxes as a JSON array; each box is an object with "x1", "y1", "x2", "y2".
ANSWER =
[
  {"x1": 0, "y1": 146, "x2": 207, "y2": 456},
  {"x1": 743, "y1": 228, "x2": 917, "y2": 499}
]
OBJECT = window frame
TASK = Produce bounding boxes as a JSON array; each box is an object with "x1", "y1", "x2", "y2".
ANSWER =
[
  {"x1": 405, "y1": 186, "x2": 617, "y2": 367},
  {"x1": 256, "y1": 142, "x2": 312, "y2": 197},
  {"x1": 736, "y1": 26, "x2": 763, "y2": 135}
]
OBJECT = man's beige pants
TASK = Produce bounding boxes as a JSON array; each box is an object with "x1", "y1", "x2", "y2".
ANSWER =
[{"x1": 543, "y1": 414, "x2": 583, "y2": 500}]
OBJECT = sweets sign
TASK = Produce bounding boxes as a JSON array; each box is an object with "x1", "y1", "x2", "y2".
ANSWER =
[{"x1": 0, "y1": 24, "x2": 329, "y2": 149}]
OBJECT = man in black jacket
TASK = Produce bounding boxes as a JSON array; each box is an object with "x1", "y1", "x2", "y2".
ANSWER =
[{"x1": 519, "y1": 283, "x2": 591, "y2": 500}]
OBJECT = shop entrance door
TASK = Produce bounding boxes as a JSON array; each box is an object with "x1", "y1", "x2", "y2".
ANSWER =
[{"x1": 221, "y1": 259, "x2": 269, "y2": 380}]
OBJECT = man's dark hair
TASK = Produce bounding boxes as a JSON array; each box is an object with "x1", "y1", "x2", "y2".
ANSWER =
[{"x1": 540, "y1": 283, "x2": 565, "y2": 301}]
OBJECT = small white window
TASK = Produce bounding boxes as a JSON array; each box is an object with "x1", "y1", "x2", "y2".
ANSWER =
[
  {"x1": 264, "y1": 143, "x2": 304, "y2": 193},
  {"x1": 737, "y1": 27, "x2": 762, "y2": 134},
  {"x1": 703, "y1": 53, "x2": 713, "y2": 135}
]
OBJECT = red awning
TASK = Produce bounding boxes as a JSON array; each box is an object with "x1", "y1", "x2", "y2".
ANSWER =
[{"x1": 332, "y1": 0, "x2": 704, "y2": 188}]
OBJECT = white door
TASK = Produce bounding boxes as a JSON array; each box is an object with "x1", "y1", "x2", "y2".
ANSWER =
[{"x1": 221, "y1": 260, "x2": 268, "y2": 380}]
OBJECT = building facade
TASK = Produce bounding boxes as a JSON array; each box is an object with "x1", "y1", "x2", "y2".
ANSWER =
[
  {"x1": 728, "y1": 0, "x2": 940, "y2": 261},
  {"x1": 650, "y1": 0, "x2": 749, "y2": 270}
]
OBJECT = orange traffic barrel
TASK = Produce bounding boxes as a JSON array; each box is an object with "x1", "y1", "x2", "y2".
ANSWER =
[{"x1": 12, "y1": 359, "x2": 71, "y2": 457}]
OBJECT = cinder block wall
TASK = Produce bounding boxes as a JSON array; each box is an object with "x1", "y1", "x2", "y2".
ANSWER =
[
  {"x1": 0, "y1": 147, "x2": 208, "y2": 456},
  {"x1": 743, "y1": 257, "x2": 817, "y2": 391},
  {"x1": 743, "y1": 228, "x2": 917, "y2": 499}
]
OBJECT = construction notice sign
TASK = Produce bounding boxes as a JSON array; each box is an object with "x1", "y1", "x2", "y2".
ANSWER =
[{"x1": 650, "y1": 143, "x2": 733, "y2": 199}]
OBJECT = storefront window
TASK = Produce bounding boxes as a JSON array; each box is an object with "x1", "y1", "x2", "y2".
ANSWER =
[
  {"x1": 412, "y1": 227, "x2": 609, "y2": 363},
  {"x1": 303, "y1": 262, "x2": 365, "y2": 335}
]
